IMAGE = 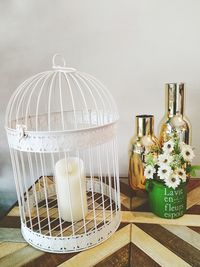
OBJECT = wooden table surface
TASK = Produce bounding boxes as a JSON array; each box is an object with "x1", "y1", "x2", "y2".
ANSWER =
[{"x1": 0, "y1": 178, "x2": 200, "y2": 267}]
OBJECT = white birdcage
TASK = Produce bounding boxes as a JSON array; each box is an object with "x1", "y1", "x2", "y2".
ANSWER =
[{"x1": 5, "y1": 54, "x2": 120, "y2": 253}]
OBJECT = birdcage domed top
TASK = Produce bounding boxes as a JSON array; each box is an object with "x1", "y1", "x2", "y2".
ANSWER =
[
  {"x1": 5, "y1": 54, "x2": 118, "y2": 132},
  {"x1": 5, "y1": 55, "x2": 119, "y2": 153}
]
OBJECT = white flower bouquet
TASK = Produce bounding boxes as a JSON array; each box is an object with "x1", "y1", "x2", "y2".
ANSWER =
[{"x1": 144, "y1": 133, "x2": 199, "y2": 189}]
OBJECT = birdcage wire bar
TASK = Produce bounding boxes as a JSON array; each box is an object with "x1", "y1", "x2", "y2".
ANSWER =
[{"x1": 6, "y1": 54, "x2": 120, "y2": 253}]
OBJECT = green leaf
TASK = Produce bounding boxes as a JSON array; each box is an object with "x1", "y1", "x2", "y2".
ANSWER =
[
  {"x1": 187, "y1": 165, "x2": 200, "y2": 177},
  {"x1": 145, "y1": 152, "x2": 158, "y2": 167}
]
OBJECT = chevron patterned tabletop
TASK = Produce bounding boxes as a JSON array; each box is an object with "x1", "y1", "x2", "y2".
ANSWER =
[{"x1": 0, "y1": 178, "x2": 200, "y2": 267}]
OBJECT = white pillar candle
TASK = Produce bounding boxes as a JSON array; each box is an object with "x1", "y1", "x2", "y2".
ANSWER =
[{"x1": 55, "y1": 157, "x2": 88, "y2": 222}]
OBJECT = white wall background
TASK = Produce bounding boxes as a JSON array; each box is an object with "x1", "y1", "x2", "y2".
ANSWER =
[{"x1": 0, "y1": 0, "x2": 200, "y2": 204}]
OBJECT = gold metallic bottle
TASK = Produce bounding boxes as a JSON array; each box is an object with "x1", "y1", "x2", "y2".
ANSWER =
[
  {"x1": 159, "y1": 83, "x2": 191, "y2": 145},
  {"x1": 128, "y1": 115, "x2": 159, "y2": 191}
]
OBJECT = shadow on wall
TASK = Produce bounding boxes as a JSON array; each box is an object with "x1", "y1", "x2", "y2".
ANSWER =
[{"x1": 0, "y1": 152, "x2": 17, "y2": 218}]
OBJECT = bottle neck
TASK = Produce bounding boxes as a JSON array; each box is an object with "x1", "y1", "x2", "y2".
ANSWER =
[
  {"x1": 136, "y1": 115, "x2": 154, "y2": 137},
  {"x1": 166, "y1": 83, "x2": 185, "y2": 117}
]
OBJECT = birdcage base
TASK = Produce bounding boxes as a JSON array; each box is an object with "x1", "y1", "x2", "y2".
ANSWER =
[
  {"x1": 21, "y1": 179, "x2": 121, "y2": 253},
  {"x1": 21, "y1": 213, "x2": 120, "y2": 253}
]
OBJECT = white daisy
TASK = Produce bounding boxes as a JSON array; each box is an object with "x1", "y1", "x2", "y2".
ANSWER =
[
  {"x1": 163, "y1": 140, "x2": 174, "y2": 154},
  {"x1": 165, "y1": 174, "x2": 181, "y2": 189},
  {"x1": 176, "y1": 168, "x2": 187, "y2": 182},
  {"x1": 158, "y1": 154, "x2": 173, "y2": 166},
  {"x1": 157, "y1": 165, "x2": 172, "y2": 180},
  {"x1": 144, "y1": 165, "x2": 155, "y2": 179},
  {"x1": 181, "y1": 144, "x2": 195, "y2": 162}
]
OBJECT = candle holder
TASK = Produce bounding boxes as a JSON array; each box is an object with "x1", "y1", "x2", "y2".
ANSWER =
[{"x1": 5, "y1": 54, "x2": 120, "y2": 253}]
